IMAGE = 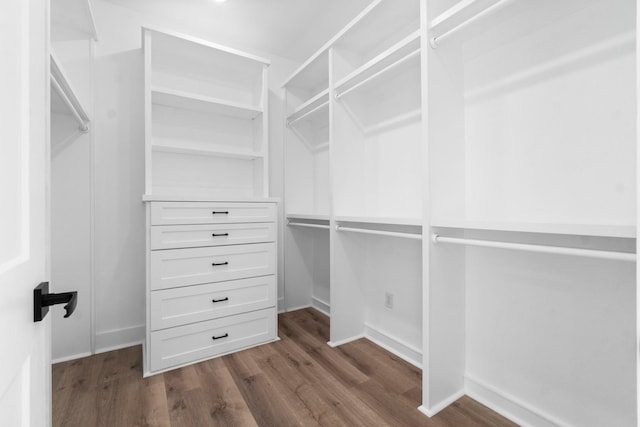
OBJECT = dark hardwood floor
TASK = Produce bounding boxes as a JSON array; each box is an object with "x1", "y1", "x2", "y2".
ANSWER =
[{"x1": 53, "y1": 308, "x2": 517, "y2": 426}]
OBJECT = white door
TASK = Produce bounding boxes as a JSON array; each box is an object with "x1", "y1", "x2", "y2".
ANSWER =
[{"x1": 0, "y1": 0, "x2": 51, "y2": 425}]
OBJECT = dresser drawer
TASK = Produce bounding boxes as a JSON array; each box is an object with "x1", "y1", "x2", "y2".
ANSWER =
[
  {"x1": 151, "y1": 202, "x2": 276, "y2": 225},
  {"x1": 150, "y1": 276, "x2": 276, "y2": 330},
  {"x1": 150, "y1": 243, "x2": 275, "y2": 290},
  {"x1": 149, "y1": 307, "x2": 276, "y2": 372},
  {"x1": 150, "y1": 223, "x2": 276, "y2": 250}
]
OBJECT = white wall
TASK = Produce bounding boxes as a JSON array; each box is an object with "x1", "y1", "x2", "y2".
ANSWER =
[
  {"x1": 50, "y1": 37, "x2": 94, "y2": 362},
  {"x1": 89, "y1": 0, "x2": 298, "y2": 353}
]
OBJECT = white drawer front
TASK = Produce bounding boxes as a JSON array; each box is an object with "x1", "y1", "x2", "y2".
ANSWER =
[
  {"x1": 150, "y1": 307, "x2": 276, "y2": 372},
  {"x1": 150, "y1": 223, "x2": 276, "y2": 250},
  {"x1": 150, "y1": 243, "x2": 276, "y2": 290},
  {"x1": 150, "y1": 276, "x2": 276, "y2": 330},
  {"x1": 151, "y1": 202, "x2": 276, "y2": 225}
]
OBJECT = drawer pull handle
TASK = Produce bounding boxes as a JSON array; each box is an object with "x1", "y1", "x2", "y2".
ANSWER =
[
  {"x1": 211, "y1": 262, "x2": 229, "y2": 267},
  {"x1": 212, "y1": 211, "x2": 229, "y2": 215},
  {"x1": 212, "y1": 233, "x2": 229, "y2": 238},
  {"x1": 212, "y1": 333, "x2": 229, "y2": 340},
  {"x1": 212, "y1": 297, "x2": 229, "y2": 303}
]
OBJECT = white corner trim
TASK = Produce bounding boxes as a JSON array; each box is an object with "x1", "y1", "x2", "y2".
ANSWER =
[
  {"x1": 465, "y1": 374, "x2": 569, "y2": 427},
  {"x1": 327, "y1": 333, "x2": 366, "y2": 348},
  {"x1": 363, "y1": 323, "x2": 422, "y2": 368},
  {"x1": 417, "y1": 405, "x2": 431, "y2": 417},
  {"x1": 95, "y1": 324, "x2": 145, "y2": 354},
  {"x1": 277, "y1": 297, "x2": 285, "y2": 313},
  {"x1": 419, "y1": 390, "x2": 465, "y2": 416},
  {"x1": 311, "y1": 296, "x2": 330, "y2": 317}
]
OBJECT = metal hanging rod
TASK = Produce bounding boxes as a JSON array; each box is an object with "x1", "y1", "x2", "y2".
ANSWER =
[
  {"x1": 287, "y1": 100, "x2": 329, "y2": 127},
  {"x1": 335, "y1": 49, "x2": 420, "y2": 100},
  {"x1": 432, "y1": 234, "x2": 636, "y2": 262},
  {"x1": 51, "y1": 75, "x2": 89, "y2": 133},
  {"x1": 288, "y1": 221, "x2": 330, "y2": 230},
  {"x1": 336, "y1": 226, "x2": 422, "y2": 240},
  {"x1": 430, "y1": 0, "x2": 517, "y2": 48}
]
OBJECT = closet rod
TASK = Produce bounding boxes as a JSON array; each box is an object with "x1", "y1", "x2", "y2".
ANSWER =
[
  {"x1": 51, "y1": 76, "x2": 89, "y2": 133},
  {"x1": 288, "y1": 221, "x2": 330, "y2": 230},
  {"x1": 432, "y1": 234, "x2": 636, "y2": 262},
  {"x1": 287, "y1": 100, "x2": 329, "y2": 127},
  {"x1": 430, "y1": 0, "x2": 517, "y2": 48},
  {"x1": 335, "y1": 49, "x2": 420, "y2": 100},
  {"x1": 336, "y1": 226, "x2": 422, "y2": 240}
]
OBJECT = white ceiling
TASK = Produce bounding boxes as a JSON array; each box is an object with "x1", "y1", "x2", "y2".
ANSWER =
[{"x1": 103, "y1": 0, "x2": 373, "y2": 61}]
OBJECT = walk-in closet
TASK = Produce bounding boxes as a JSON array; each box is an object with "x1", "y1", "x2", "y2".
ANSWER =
[{"x1": 1, "y1": 0, "x2": 638, "y2": 425}]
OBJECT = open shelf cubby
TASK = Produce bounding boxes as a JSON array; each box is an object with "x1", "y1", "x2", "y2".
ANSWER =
[{"x1": 144, "y1": 27, "x2": 270, "y2": 199}]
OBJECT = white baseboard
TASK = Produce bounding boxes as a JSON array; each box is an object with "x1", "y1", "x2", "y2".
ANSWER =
[
  {"x1": 285, "y1": 304, "x2": 312, "y2": 313},
  {"x1": 311, "y1": 296, "x2": 330, "y2": 317},
  {"x1": 95, "y1": 324, "x2": 145, "y2": 354},
  {"x1": 277, "y1": 297, "x2": 285, "y2": 313},
  {"x1": 52, "y1": 351, "x2": 93, "y2": 365},
  {"x1": 327, "y1": 334, "x2": 365, "y2": 347},
  {"x1": 364, "y1": 323, "x2": 422, "y2": 369},
  {"x1": 465, "y1": 375, "x2": 568, "y2": 427},
  {"x1": 418, "y1": 390, "x2": 465, "y2": 417}
]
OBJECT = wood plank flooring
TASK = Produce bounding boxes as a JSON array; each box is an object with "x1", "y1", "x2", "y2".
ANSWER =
[{"x1": 53, "y1": 308, "x2": 517, "y2": 426}]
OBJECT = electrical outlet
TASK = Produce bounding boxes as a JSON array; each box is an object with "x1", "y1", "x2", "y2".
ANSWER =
[{"x1": 385, "y1": 292, "x2": 394, "y2": 309}]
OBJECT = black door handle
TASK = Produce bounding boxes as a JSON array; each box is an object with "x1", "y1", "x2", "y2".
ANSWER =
[
  {"x1": 34, "y1": 282, "x2": 78, "y2": 322},
  {"x1": 212, "y1": 233, "x2": 229, "y2": 238},
  {"x1": 212, "y1": 297, "x2": 229, "y2": 303}
]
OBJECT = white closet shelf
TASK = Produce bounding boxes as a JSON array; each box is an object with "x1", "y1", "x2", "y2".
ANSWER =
[
  {"x1": 144, "y1": 26, "x2": 270, "y2": 66},
  {"x1": 50, "y1": 51, "x2": 90, "y2": 132},
  {"x1": 430, "y1": 0, "x2": 485, "y2": 28},
  {"x1": 430, "y1": 218, "x2": 636, "y2": 239},
  {"x1": 335, "y1": 30, "x2": 421, "y2": 99},
  {"x1": 282, "y1": 0, "x2": 419, "y2": 90},
  {"x1": 335, "y1": 216, "x2": 422, "y2": 227},
  {"x1": 429, "y1": 0, "x2": 517, "y2": 48},
  {"x1": 332, "y1": 0, "x2": 420, "y2": 58},
  {"x1": 142, "y1": 194, "x2": 280, "y2": 203},
  {"x1": 287, "y1": 89, "x2": 329, "y2": 126},
  {"x1": 286, "y1": 213, "x2": 330, "y2": 221},
  {"x1": 152, "y1": 143, "x2": 263, "y2": 160},
  {"x1": 51, "y1": 0, "x2": 99, "y2": 41},
  {"x1": 152, "y1": 87, "x2": 262, "y2": 120},
  {"x1": 282, "y1": 50, "x2": 329, "y2": 91}
]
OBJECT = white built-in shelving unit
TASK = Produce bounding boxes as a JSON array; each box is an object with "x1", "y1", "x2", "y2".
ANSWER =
[
  {"x1": 144, "y1": 28, "x2": 269, "y2": 200},
  {"x1": 142, "y1": 28, "x2": 277, "y2": 376},
  {"x1": 422, "y1": 0, "x2": 637, "y2": 425},
  {"x1": 285, "y1": 0, "x2": 639, "y2": 425},
  {"x1": 282, "y1": 37, "x2": 332, "y2": 314},
  {"x1": 283, "y1": 0, "x2": 423, "y2": 365}
]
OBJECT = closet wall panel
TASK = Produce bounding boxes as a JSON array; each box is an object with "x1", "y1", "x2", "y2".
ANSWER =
[
  {"x1": 283, "y1": 0, "x2": 424, "y2": 366},
  {"x1": 424, "y1": 0, "x2": 637, "y2": 425}
]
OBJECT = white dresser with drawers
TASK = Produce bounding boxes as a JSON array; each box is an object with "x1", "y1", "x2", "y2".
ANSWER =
[
  {"x1": 145, "y1": 200, "x2": 278, "y2": 374},
  {"x1": 141, "y1": 28, "x2": 277, "y2": 375}
]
